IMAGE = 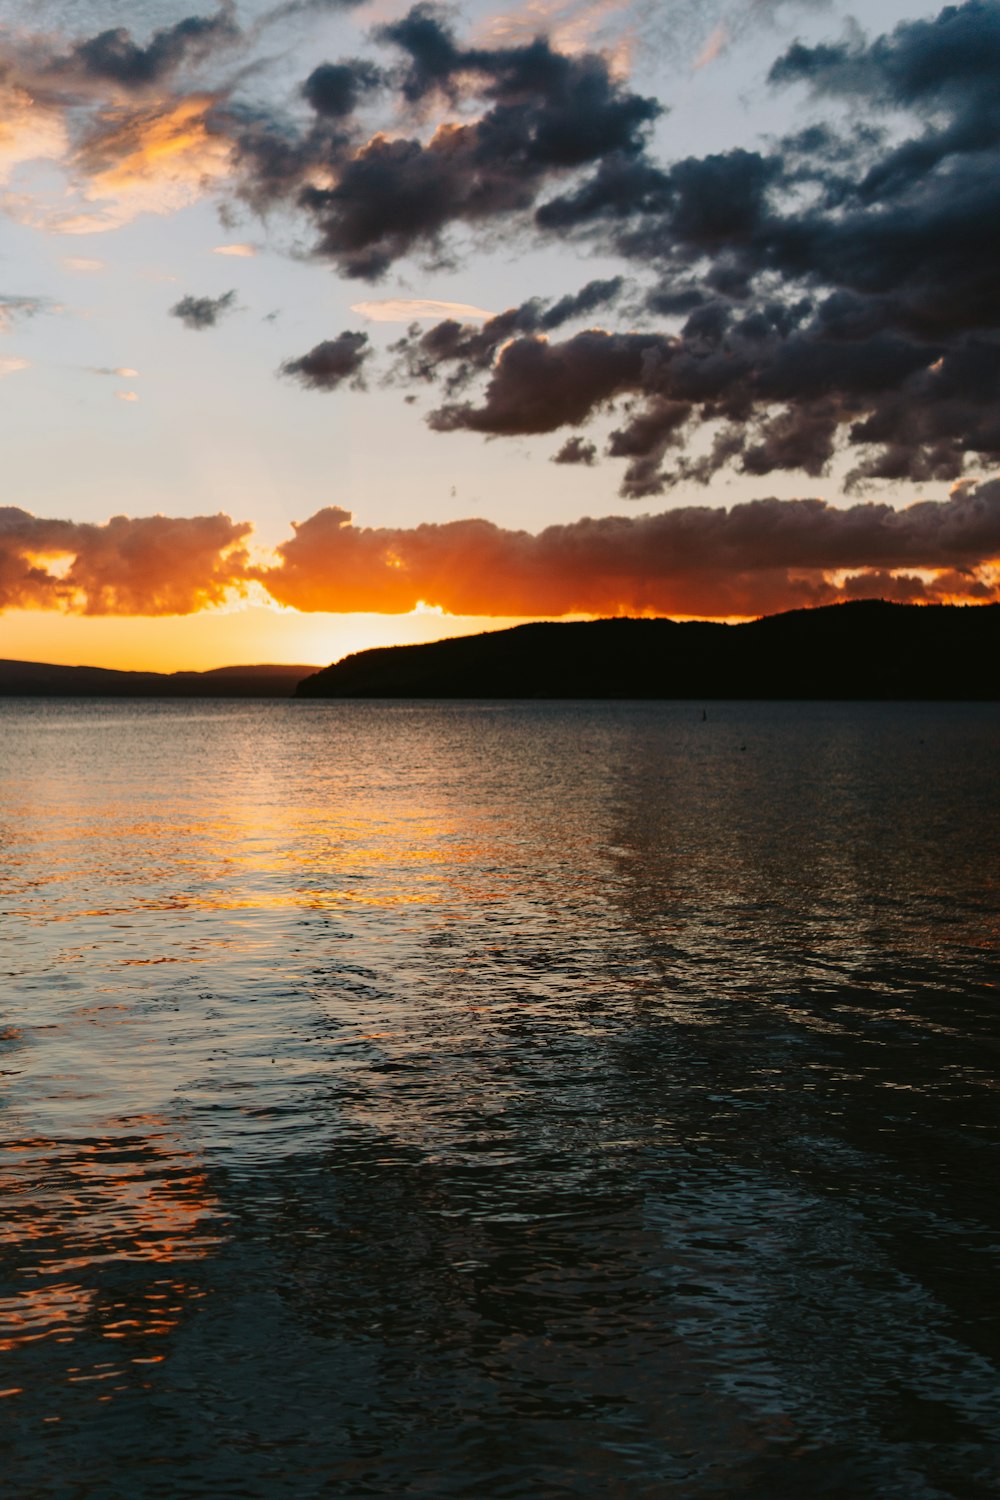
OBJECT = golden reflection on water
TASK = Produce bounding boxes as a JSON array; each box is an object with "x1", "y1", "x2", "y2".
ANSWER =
[{"x1": 0, "y1": 1122, "x2": 222, "y2": 1380}]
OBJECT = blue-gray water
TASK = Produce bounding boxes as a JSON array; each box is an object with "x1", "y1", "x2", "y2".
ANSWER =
[{"x1": 1, "y1": 698, "x2": 998, "y2": 1499}]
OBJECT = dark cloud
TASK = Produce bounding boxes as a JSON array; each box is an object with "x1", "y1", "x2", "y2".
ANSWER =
[
  {"x1": 24, "y1": 0, "x2": 995, "y2": 500},
  {"x1": 229, "y1": 4, "x2": 659, "y2": 279},
  {"x1": 541, "y1": 277, "x2": 624, "y2": 329},
  {"x1": 254, "y1": 483, "x2": 1000, "y2": 618},
  {"x1": 428, "y1": 329, "x2": 664, "y2": 436},
  {"x1": 769, "y1": 1, "x2": 1000, "y2": 116},
  {"x1": 374, "y1": 0, "x2": 657, "y2": 142},
  {"x1": 53, "y1": 8, "x2": 240, "y2": 92},
  {"x1": 390, "y1": 278, "x2": 624, "y2": 391},
  {"x1": 375, "y1": 3, "x2": 462, "y2": 103},
  {"x1": 361, "y1": 2, "x2": 1000, "y2": 492},
  {"x1": 280, "y1": 331, "x2": 371, "y2": 390},
  {"x1": 552, "y1": 436, "x2": 597, "y2": 466},
  {"x1": 261, "y1": 0, "x2": 371, "y2": 22},
  {"x1": 416, "y1": 311, "x2": 1000, "y2": 497},
  {"x1": 169, "y1": 290, "x2": 237, "y2": 330},
  {"x1": 303, "y1": 60, "x2": 383, "y2": 118},
  {"x1": 223, "y1": 105, "x2": 331, "y2": 216},
  {"x1": 608, "y1": 399, "x2": 694, "y2": 498},
  {"x1": 0, "y1": 508, "x2": 250, "y2": 615}
]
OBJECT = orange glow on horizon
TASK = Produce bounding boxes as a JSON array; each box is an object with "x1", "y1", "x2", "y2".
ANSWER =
[
  {"x1": 2, "y1": 586, "x2": 995, "y2": 675},
  {"x1": 0, "y1": 603, "x2": 559, "y2": 674}
]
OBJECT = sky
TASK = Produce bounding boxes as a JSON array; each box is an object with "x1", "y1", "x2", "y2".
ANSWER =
[{"x1": 1, "y1": 0, "x2": 998, "y2": 670}]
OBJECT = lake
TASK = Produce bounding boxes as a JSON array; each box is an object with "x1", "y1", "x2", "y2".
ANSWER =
[{"x1": 1, "y1": 698, "x2": 998, "y2": 1498}]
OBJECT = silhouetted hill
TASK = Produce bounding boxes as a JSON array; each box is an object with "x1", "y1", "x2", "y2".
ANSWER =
[
  {"x1": 296, "y1": 601, "x2": 1000, "y2": 701},
  {"x1": 0, "y1": 661, "x2": 317, "y2": 697}
]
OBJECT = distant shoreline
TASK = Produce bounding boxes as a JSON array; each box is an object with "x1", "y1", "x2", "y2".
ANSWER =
[{"x1": 0, "y1": 662, "x2": 316, "y2": 699}]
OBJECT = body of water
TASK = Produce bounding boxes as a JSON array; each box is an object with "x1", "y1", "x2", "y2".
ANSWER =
[{"x1": 1, "y1": 698, "x2": 998, "y2": 1498}]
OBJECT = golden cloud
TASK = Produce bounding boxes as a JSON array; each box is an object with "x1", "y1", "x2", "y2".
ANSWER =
[
  {"x1": 72, "y1": 95, "x2": 233, "y2": 229},
  {"x1": 0, "y1": 510, "x2": 251, "y2": 615},
  {"x1": 254, "y1": 491, "x2": 1000, "y2": 619},
  {"x1": 4, "y1": 489, "x2": 999, "y2": 625}
]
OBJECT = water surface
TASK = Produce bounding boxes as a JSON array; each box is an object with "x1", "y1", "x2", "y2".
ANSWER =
[{"x1": 1, "y1": 699, "x2": 997, "y2": 1497}]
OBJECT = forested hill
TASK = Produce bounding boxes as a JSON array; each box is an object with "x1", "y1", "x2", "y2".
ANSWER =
[{"x1": 296, "y1": 601, "x2": 1000, "y2": 701}]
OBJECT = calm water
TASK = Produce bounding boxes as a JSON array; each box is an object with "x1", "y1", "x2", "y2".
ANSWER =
[{"x1": 1, "y1": 698, "x2": 998, "y2": 1498}]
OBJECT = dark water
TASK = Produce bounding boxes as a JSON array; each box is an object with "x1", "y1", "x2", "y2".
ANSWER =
[{"x1": 1, "y1": 698, "x2": 997, "y2": 1498}]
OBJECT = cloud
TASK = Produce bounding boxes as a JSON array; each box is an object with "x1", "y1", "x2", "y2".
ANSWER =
[
  {"x1": 279, "y1": 330, "x2": 371, "y2": 389},
  {"x1": 0, "y1": 80, "x2": 68, "y2": 183},
  {"x1": 115, "y1": 390, "x2": 139, "y2": 402},
  {"x1": 169, "y1": 288, "x2": 237, "y2": 329},
  {"x1": 694, "y1": 24, "x2": 729, "y2": 70},
  {"x1": 90, "y1": 366, "x2": 139, "y2": 377},
  {"x1": 2, "y1": 0, "x2": 996, "y2": 503},
  {"x1": 421, "y1": 315, "x2": 991, "y2": 498},
  {"x1": 350, "y1": 1, "x2": 996, "y2": 493},
  {"x1": 0, "y1": 357, "x2": 29, "y2": 378},
  {"x1": 303, "y1": 59, "x2": 384, "y2": 119},
  {"x1": 0, "y1": 508, "x2": 251, "y2": 615},
  {"x1": 478, "y1": 0, "x2": 635, "y2": 58},
  {"x1": 389, "y1": 279, "x2": 625, "y2": 391},
  {"x1": 49, "y1": 10, "x2": 240, "y2": 94},
  {"x1": 552, "y1": 435, "x2": 597, "y2": 464},
  {"x1": 64, "y1": 257, "x2": 105, "y2": 272},
  {"x1": 212, "y1": 242, "x2": 255, "y2": 256},
  {"x1": 229, "y1": 3, "x2": 660, "y2": 279},
  {"x1": 254, "y1": 483, "x2": 1000, "y2": 617},
  {"x1": 0, "y1": 295, "x2": 55, "y2": 332},
  {"x1": 351, "y1": 298, "x2": 495, "y2": 323},
  {"x1": 259, "y1": 0, "x2": 373, "y2": 23},
  {"x1": 63, "y1": 94, "x2": 234, "y2": 231},
  {"x1": 0, "y1": 9, "x2": 241, "y2": 230},
  {"x1": 426, "y1": 327, "x2": 665, "y2": 433},
  {"x1": 5, "y1": 484, "x2": 998, "y2": 622}
]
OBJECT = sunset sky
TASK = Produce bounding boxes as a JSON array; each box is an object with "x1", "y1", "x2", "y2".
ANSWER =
[{"x1": 1, "y1": 0, "x2": 998, "y2": 670}]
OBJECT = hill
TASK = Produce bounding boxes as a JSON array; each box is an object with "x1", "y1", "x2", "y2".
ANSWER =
[
  {"x1": 296, "y1": 601, "x2": 1000, "y2": 701},
  {"x1": 0, "y1": 661, "x2": 317, "y2": 697}
]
